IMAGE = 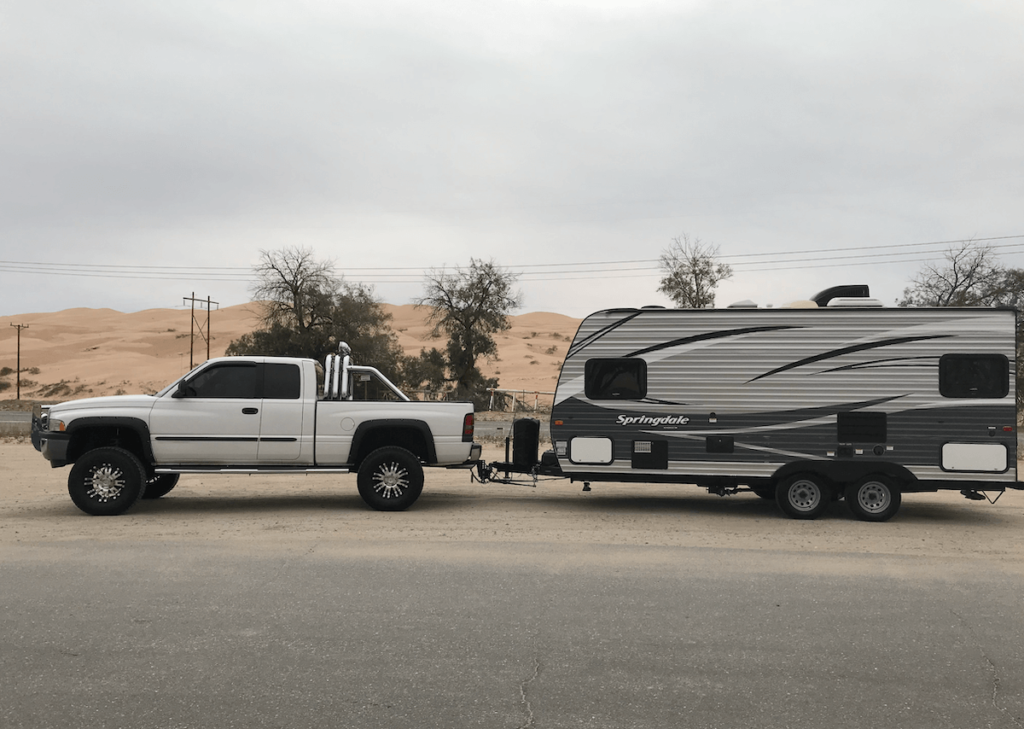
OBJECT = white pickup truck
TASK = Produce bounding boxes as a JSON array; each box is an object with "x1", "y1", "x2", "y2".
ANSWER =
[{"x1": 31, "y1": 345, "x2": 480, "y2": 515}]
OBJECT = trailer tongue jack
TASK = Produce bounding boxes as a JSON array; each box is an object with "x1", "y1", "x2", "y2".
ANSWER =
[{"x1": 473, "y1": 417, "x2": 565, "y2": 487}]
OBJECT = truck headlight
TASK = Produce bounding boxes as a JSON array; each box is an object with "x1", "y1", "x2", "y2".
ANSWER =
[{"x1": 49, "y1": 419, "x2": 66, "y2": 432}]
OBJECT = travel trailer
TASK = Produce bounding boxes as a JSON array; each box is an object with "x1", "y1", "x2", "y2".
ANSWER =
[{"x1": 480, "y1": 287, "x2": 1020, "y2": 521}]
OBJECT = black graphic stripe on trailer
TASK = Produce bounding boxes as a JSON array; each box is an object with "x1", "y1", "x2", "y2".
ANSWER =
[
  {"x1": 749, "y1": 335, "x2": 953, "y2": 382},
  {"x1": 624, "y1": 326, "x2": 801, "y2": 358},
  {"x1": 566, "y1": 311, "x2": 644, "y2": 358}
]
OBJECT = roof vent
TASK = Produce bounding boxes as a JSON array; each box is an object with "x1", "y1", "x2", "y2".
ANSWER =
[
  {"x1": 826, "y1": 297, "x2": 884, "y2": 308},
  {"x1": 727, "y1": 299, "x2": 758, "y2": 308}
]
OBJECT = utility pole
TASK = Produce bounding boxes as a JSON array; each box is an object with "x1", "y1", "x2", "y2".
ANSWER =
[
  {"x1": 10, "y1": 323, "x2": 28, "y2": 400},
  {"x1": 182, "y1": 293, "x2": 219, "y2": 369}
]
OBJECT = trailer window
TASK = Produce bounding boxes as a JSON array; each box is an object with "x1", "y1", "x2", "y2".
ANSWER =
[
  {"x1": 939, "y1": 354, "x2": 1009, "y2": 398},
  {"x1": 585, "y1": 358, "x2": 647, "y2": 400}
]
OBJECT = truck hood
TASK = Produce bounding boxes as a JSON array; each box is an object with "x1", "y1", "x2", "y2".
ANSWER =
[{"x1": 49, "y1": 394, "x2": 157, "y2": 415}]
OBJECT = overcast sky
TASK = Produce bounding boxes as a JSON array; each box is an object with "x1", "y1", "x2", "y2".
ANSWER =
[{"x1": 2, "y1": 0, "x2": 1022, "y2": 319}]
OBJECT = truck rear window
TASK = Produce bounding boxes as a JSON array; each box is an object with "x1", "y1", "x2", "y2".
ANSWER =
[{"x1": 264, "y1": 363, "x2": 301, "y2": 399}]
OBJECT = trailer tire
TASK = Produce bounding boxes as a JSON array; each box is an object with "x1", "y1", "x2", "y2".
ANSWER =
[
  {"x1": 357, "y1": 446, "x2": 424, "y2": 512},
  {"x1": 143, "y1": 473, "x2": 180, "y2": 499},
  {"x1": 846, "y1": 475, "x2": 901, "y2": 522},
  {"x1": 68, "y1": 447, "x2": 147, "y2": 516},
  {"x1": 776, "y1": 473, "x2": 832, "y2": 520}
]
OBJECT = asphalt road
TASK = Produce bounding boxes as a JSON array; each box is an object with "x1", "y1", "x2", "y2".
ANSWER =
[{"x1": 3, "y1": 539, "x2": 1022, "y2": 729}]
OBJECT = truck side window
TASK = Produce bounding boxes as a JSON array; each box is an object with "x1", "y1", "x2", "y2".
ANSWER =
[
  {"x1": 264, "y1": 363, "x2": 301, "y2": 399},
  {"x1": 189, "y1": 363, "x2": 259, "y2": 399},
  {"x1": 939, "y1": 354, "x2": 1009, "y2": 398},
  {"x1": 585, "y1": 358, "x2": 647, "y2": 400}
]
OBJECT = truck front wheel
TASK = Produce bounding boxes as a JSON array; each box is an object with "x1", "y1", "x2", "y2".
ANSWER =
[
  {"x1": 357, "y1": 446, "x2": 424, "y2": 512},
  {"x1": 777, "y1": 473, "x2": 832, "y2": 520},
  {"x1": 68, "y1": 447, "x2": 147, "y2": 516},
  {"x1": 846, "y1": 475, "x2": 901, "y2": 522}
]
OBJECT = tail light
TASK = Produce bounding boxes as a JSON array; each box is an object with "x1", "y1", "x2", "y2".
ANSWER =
[{"x1": 462, "y1": 413, "x2": 474, "y2": 441}]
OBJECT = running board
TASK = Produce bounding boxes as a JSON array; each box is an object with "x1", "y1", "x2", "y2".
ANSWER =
[{"x1": 155, "y1": 467, "x2": 351, "y2": 474}]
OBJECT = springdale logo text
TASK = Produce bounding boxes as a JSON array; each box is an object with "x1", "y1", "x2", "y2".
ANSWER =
[{"x1": 615, "y1": 414, "x2": 690, "y2": 427}]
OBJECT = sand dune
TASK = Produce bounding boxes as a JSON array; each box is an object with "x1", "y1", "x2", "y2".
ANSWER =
[{"x1": 0, "y1": 303, "x2": 581, "y2": 403}]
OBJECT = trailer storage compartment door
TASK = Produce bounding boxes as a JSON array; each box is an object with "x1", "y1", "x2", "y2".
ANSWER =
[
  {"x1": 570, "y1": 437, "x2": 613, "y2": 464},
  {"x1": 941, "y1": 443, "x2": 1008, "y2": 472}
]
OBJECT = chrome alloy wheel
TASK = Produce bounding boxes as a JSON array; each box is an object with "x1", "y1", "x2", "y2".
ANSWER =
[
  {"x1": 372, "y1": 460, "x2": 410, "y2": 499},
  {"x1": 85, "y1": 464, "x2": 127, "y2": 503},
  {"x1": 787, "y1": 478, "x2": 822, "y2": 512},
  {"x1": 855, "y1": 480, "x2": 891, "y2": 515}
]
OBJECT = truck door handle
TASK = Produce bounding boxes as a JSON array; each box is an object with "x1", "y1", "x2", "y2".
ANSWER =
[{"x1": 242, "y1": 408, "x2": 259, "y2": 415}]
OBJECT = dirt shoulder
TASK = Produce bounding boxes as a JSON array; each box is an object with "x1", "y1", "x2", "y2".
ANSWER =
[{"x1": 3, "y1": 442, "x2": 1023, "y2": 570}]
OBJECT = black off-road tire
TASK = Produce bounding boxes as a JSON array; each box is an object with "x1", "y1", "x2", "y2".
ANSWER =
[
  {"x1": 776, "y1": 473, "x2": 833, "y2": 520},
  {"x1": 143, "y1": 473, "x2": 180, "y2": 499},
  {"x1": 357, "y1": 446, "x2": 424, "y2": 512},
  {"x1": 68, "y1": 447, "x2": 147, "y2": 516},
  {"x1": 846, "y1": 475, "x2": 902, "y2": 522}
]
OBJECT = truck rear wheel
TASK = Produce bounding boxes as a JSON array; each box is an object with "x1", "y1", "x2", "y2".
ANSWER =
[
  {"x1": 357, "y1": 446, "x2": 424, "y2": 512},
  {"x1": 846, "y1": 475, "x2": 901, "y2": 522},
  {"x1": 68, "y1": 447, "x2": 147, "y2": 516},
  {"x1": 143, "y1": 473, "x2": 180, "y2": 499},
  {"x1": 777, "y1": 473, "x2": 832, "y2": 520}
]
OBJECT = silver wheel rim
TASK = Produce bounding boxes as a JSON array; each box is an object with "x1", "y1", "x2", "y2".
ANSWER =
[
  {"x1": 86, "y1": 464, "x2": 126, "y2": 502},
  {"x1": 787, "y1": 479, "x2": 821, "y2": 512},
  {"x1": 857, "y1": 481, "x2": 890, "y2": 514},
  {"x1": 372, "y1": 460, "x2": 409, "y2": 499}
]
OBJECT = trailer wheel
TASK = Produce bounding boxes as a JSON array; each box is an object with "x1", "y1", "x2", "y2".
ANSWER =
[
  {"x1": 68, "y1": 447, "x2": 147, "y2": 516},
  {"x1": 143, "y1": 473, "x2": 180, "y2": 499},
  {"x1": 776, "y1": 474, "x2": 832, "y2": 520},
  {"x1": 846, "y1": 475, "x2": 901, "y2": 522},
  {"x1": 357, "y1": 446, "x2": 424, "y2": 512}
]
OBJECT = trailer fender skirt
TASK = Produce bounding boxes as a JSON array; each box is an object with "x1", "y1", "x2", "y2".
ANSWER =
[{"x1": 772, "y1": 460, "x2": 916, "y2": 488}]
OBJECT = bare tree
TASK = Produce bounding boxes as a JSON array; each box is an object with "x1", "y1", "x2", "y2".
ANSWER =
[
  {"x1": 898, "y1": 240, "x2": 1004, "y2": 307},
  {"x1": 658, "y1": 235, "x2": 733, "y2": 308},
  {"x1": 899, "y1": 240, "x2": 1024, "y2": 419},
  {"x1": 415, "y1": 258, "x2": 521, "y2": 403},
  {"x1": 230, "y1": 247, "x2": 406, "y2": 383},
  {"x1": 251, "y1": 246, "x2": 339, "y2": 332}
]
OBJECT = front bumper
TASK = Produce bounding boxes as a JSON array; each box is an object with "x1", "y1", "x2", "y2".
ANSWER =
[{"x1": 34, "y1": 429, "x2": 71, "y2": 466}]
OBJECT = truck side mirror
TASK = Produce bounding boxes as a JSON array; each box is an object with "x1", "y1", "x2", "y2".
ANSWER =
[{"x1": 172, "y1": 380, "x2": 191, "y2": 399}]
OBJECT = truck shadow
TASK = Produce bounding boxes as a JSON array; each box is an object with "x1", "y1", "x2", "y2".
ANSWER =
[{"x1": 129, "y1": 493, "x2": 369, "y2": 515}]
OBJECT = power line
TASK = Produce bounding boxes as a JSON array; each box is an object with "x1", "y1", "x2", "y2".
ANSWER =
[{"x1": 1, "y1": 234, "x2": 1022, "y2": 283}]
